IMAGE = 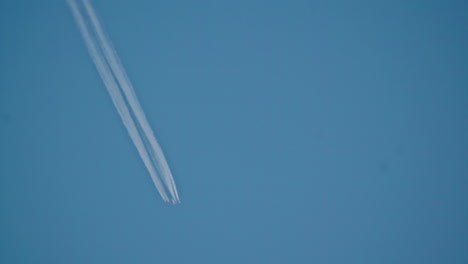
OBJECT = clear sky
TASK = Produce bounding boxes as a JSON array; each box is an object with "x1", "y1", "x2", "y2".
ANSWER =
[{"x1": 1, "y1": 1, "x2": 467, "y2": 263}]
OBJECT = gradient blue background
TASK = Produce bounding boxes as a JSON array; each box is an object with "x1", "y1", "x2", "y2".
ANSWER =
[{"x1": 1, "y1": 0, "x2": 467, "y2": 263}]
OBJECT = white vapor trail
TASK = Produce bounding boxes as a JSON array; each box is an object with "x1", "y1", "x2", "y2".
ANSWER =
[
  {"x1": 67, "y1": 0, "x2": 179, "y2": 203},
  {"x1": 81, "y1": 0, "x2": 180, "y2": 201}
]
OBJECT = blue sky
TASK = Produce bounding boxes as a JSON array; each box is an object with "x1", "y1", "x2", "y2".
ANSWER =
[{"x1": 1, "y1": 1, "x2": 467, "y2": 263}]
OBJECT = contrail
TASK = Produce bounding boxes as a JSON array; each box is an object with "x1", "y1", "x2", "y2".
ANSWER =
[
  {"x1": 67, "y1": 0, "x2": 170, "y2": 202},
  {"x1": 67, "y1": 0, "x2": 179, "y2": 203},
  {"x1": 81, "y1": 0, "x2": 180, "y2": 201}
]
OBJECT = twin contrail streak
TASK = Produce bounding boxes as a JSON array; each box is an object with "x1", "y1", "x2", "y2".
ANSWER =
[{"x1": 68, "y1": 0, "x2": 180, "y2": 203}]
